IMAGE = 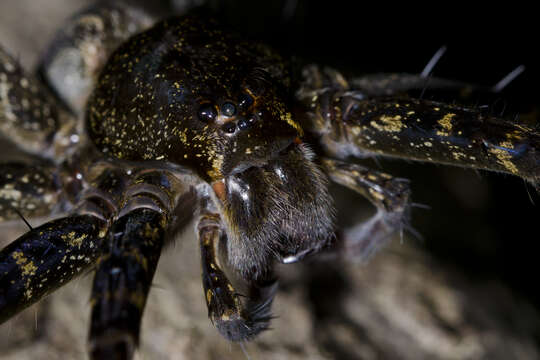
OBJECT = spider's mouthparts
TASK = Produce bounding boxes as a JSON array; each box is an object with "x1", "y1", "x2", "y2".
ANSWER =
[
  {"x1": 273, "y1": 136, "x2": 297, "y2": 156},
  {"x1": 228, "y1": 160, "x2": 268, "y2": 176},
  {"x1": 278, "y1": 140, "x2": 301, "y2": 156},
  {"x1": 226, "y1": 137, "x2": 298, "y2": 177}
]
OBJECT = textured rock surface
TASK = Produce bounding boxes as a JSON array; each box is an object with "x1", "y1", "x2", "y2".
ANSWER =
[
  {"x1": 1, "y1": 1, "x2": 540, "y2": 359},
  {"x1": 2, "y1": 226, "x2": 539, "y2": 360}
]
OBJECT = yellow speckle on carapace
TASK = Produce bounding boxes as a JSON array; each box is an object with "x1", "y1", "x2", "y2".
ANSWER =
[{"x1": 282, "y1": 112, "x2": 303, "y2": 136}]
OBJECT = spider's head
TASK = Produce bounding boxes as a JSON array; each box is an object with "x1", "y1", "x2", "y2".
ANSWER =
[
  {"x1": 193, "y1": 69, "x2": 335, "y2": 280},
  {"x1": 87, "y1": 15, "x2": 301, "y2": 182},
  {"x1": 189, "y1": 67, "x2": 303, "y2": 180}
]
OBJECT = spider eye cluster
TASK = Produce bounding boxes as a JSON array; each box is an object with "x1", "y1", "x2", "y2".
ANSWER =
[
  {"x1": 221, "y1": 102, "x2": 236, "y2": 117},
  {"x1": 220, "y1": 112, "x2": 259, "y2": 134},
  {"x1": 238, "y1": 93, "x2": 254, "y2": 108},
  {"x1": 237, "y1": 113, "x2": 258, "y2": 131},
  {"x1": 197, "y1": 103, "x2": 218, "y2": 122},
  {"x1": 197, "y1": 93, "x2": 259, "y2": 134}
]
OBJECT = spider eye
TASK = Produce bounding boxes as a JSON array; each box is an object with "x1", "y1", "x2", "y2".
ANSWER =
[
  {"x1": 238, "y1": 113, "x2": 258, "y2": 131},
  {"x1": 238, "y1": 93, "x2": 254, "y2": 109},
  {"x1": 198, "y1": 103, "x2": 218, "y2": 122},
  {"x1": 222, "y1": 122, "x2": 237, "y2": 134},
  {"x1": 221, "y1": 102, "x2": 236, "y2": 117}
]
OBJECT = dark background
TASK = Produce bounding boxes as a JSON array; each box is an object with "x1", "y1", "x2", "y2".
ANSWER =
[{"x1": 210, "y1": 0, "x2": 540, "y2": 306}]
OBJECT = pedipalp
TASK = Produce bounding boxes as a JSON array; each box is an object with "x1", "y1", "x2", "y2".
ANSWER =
[{"x1": 197, "y1": 191, "x2": 277, "y2": 342}]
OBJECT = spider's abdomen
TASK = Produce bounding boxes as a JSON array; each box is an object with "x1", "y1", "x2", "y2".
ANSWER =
[{"x1": 87, "y1": 15, "x2": 300, "y2": 181}]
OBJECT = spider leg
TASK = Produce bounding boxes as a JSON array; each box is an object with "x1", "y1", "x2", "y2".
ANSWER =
[
  {"x1": 198, "y1": 193, "x2": 277, "y2": 342},
  {"x1": 0, "y1": 46, "x2": 76, "y2": 159},
  {"x1": 300, "y1": 64, "x2": 491, "y2": 104},
  {"x1": 0, "y1": 165, "x2": 137, "y2": 324},
  {"x1": 86, "y1": 167, "x2": 194, "y2": 359},
  {"x1": 0, "y1": 162, "x2": 65, "y2": 223},
  {"x1": 37, "y1": 1, "x2": 196, "y2": 115},
  {"x1": 88, "y1": 208, "x2": 166, "y2": 360},
  {"x1": 0, "y1": 214, "x2": 107, "y2": 323},
  {"x1": 350, "y1": 73, "x2": 483, "y2": 100},
  {"x1": 0, "y1": 165, "x2": 136, "y2": 325},
  {"x1": 321, "y1": 158, "x2": 411, "y2": 261},
  {"x1": 297, "y1": 66, "x2": 540, "y2": 190}
]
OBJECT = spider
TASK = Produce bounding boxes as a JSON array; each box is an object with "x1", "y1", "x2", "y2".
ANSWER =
[{"x1": 1, "y1": 1, "x2": 539, "y2": 359}]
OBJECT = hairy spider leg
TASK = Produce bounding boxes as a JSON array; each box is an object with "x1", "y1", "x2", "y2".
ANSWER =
[
  {"x1": 493, "y1": 65, "x2": 526, "y2": 93},
  {"x1": 321, "y1": 158, "x2": 411, "y2": 262},
  {"x1": 0, "y1": 45, "x2": 86, "y2": 224},
  {"x1": 0, "y1": 164, "x2": 135, "y2": 324},
  {"x1": 89, "y1": 208, "x2": 166, "y2": 360},
  {"x1": 37, "y1": 0, "x2": 207, "y2": 116},
  {"x1": 351, "y1": 66, "x2": 525, "y2": 105},
  {"x1": 0, "y1": 162, "x2": 64, "y2": 222},
  {"x1": 0, "y1": 46, "x2": 76, "y2": 160},
  {"x1": 37, "y1": 1, "x2": 164, "y2": 116},
  {"x1": 86, "y1": 167, "x2": 193, "y2": 360},
  {"x1": 300, "y1": 65, "x2": 494, "y2": 106},
  {"x1": 420, "y1": 45, "x2": 447, "y2": 78},
  {"x1": 352, "y1": 73, "x2": 486, "y2": 102},
  {"x1": 0, "y1": 214, "x2": 107, "y2": 323},
  {"x1": 198, "y1": 193, "x2": 277, "y2": 342},
  {"x1": 298, "y1": 66, "x2": 540, "y2": 191}
]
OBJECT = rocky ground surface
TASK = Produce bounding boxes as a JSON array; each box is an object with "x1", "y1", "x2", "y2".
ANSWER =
[{"x1": 1, "y1": 1, "x2": 540, "y2": 359}]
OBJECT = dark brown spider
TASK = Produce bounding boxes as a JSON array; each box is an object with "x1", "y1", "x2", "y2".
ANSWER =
[{"x1": 1, "y1": 1, "x2": 539, "y2": 359}]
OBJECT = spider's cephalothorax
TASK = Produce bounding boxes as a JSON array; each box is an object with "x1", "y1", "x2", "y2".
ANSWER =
[
  {"x1": 87, "y1": 15, "x2": 301, "y2": 181},
  {"x1": 86, "y1": 14, "x2": 335, "y2": 281},
  {"x1": 1, "y1": 2, "x2": 538, "y2": 359}
]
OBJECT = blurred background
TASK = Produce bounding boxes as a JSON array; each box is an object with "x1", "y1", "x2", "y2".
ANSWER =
[{"x1": 1, "y1": 1, "x2": 539, "y2": 359}]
